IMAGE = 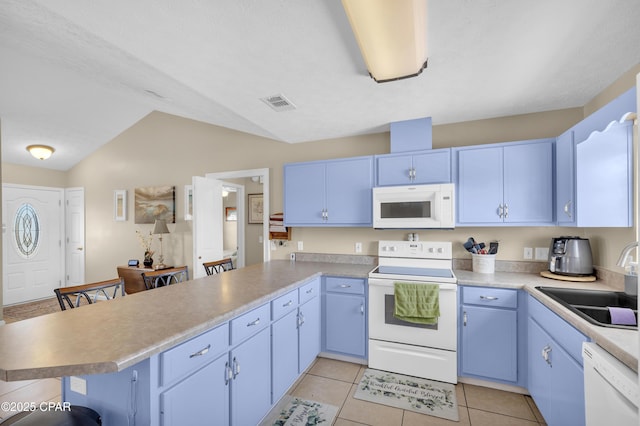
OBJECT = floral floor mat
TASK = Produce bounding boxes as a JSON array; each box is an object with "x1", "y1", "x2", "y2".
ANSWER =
[
  {"x1": 260, "y1": 396, "x2": 339, "y2": 426},
  {"x1": 354, "y1": 368, "x2": 459, "y2": 421}
]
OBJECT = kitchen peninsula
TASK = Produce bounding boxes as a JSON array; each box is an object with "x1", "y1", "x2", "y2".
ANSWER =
[{"x1": 0, "y1": 258, "x2": 636, "y2": 426}]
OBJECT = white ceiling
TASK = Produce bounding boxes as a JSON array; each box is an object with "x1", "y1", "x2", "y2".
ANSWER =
[{"x1": 1, "y1": 0, "x2": 639, "y2": 171}]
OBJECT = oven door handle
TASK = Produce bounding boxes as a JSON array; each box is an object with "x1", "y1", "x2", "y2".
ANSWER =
[{"x1": 368, "y1": 280, "x2": 457, "y2": 291}]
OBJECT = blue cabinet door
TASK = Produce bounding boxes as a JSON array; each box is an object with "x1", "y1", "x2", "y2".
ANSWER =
[
  {"x1": 271, "y1": 309, "x2": 299, "y2": 404},
  {"x1": 283, "y1": 162, "x2": 325, "y2": 225},
  {"x1": 503, "y1": 141, "x2": 553, "y2": 224},
  {"x1": 412, "y1": 150, "x2": 451, "y2": 184},
  {"x1": 555, "y1": 130, "x2": 575, "y2": 225},
  {"x1": 576, "y1": 119, "x2": 633, "y2": 227},
  {"x1": 299, "y1": 295, "x2": 321, "y2": 373},
  {"x1": 461, "y1": 305, "x2": 517, "y2": 382},
  {"x1": 231, "y1": 327, "x2": 271, "y2": 426},
  {"x1": 376, "y1": 154, "x2": 413, "y2": 186},
  {"x1": 456, "y1": 146, "x2": 504, "y2": 224},
  {"x1": 324, "y1": 293, "x2": 366, "y2": 358},
  {"x1": 325, "y1": 157, "x2": 373, "y2": 225},
  {"x1": 161, "y1": 355, "x2": 229, "y2": 426}
]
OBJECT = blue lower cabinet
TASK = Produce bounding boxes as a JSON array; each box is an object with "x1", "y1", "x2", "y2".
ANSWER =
[
  {"x1": 271, "y1": 309, "x2": 299, "y2": 404},
  {"x1": 322, "y1": 277, "x2": 367, "y2": 359},
  {"x1": 299, "y1": 295, "x2": 321, "y2": 372},
  {"x1": 161, "y1": 354, "x2": 229, "y2": 426},
  {"x1": 528, "y1": 296, "x2": 587, "y2": 426},
  {"x1": 231, "y1": 327, "x2": 271, "y2": 426}
]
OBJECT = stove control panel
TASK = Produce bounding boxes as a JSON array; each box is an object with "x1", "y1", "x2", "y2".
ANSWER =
[{"x1": 378, "y1": 240, "x2": 452, "y2": 260}]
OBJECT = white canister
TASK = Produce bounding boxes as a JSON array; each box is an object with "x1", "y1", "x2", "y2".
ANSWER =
[{"x1": 472, "y1": 254, "x2": 496, "y2": 274}]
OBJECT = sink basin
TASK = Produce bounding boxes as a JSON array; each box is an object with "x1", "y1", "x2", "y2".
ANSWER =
[{"x1": 535, "y1": 286, "x2": 637, "y2": 330}]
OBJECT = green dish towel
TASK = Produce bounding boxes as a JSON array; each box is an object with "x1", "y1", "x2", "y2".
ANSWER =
[{"x1": 394, "y1": 282, "x2": 440, "y2": 325}]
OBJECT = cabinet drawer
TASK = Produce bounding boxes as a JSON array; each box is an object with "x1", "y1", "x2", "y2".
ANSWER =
[
  {"x1": 324, "y1": 277, "x2": 365, "y2": 295},
  {"x1": 231, "y1": 303, "x2": 270, "y2": 345},
  {"x1": 299, "y1": 279, "x2": 320, "y2": 304},
  {"x1": 160, "y1": 323, "x2": 229, "y2": 386},
  {"x1": 272, "y1": 289, "x2": 298, "y2": 320},
  {"x1": 463, "y1": 286, "x2": 517, "y2": 309}
]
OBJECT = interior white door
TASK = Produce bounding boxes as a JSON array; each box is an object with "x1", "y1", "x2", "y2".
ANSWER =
[
  {"x1": 65, "y1": 188, "x2": 85, "y2": 287},
  {"x1": 3, "y1": 185, "x2": 64, "y2": 305},
  {"x1": 192, "y1": 176, "x2": 223, "y2": 278}
]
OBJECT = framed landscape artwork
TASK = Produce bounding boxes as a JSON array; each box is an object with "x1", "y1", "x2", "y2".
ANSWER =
[
  {"x1": 134, "y1": 186, "x2": 176, "y2": 224},
  {"x1": 114, "y1": 190, "x2": 127, "y2": 221},
  {"x1": 248, "y1": 193, "x2": 263, "y2": 224}
]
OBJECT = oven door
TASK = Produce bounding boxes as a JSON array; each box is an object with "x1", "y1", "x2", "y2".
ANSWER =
[{"x1": 368, "y1": 278, "x2": 457, "y2": 350}]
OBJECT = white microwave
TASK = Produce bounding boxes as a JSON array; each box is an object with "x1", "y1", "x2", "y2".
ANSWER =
[{"x1": 372, "y1": 183, "x2": 455, "y2": 229}]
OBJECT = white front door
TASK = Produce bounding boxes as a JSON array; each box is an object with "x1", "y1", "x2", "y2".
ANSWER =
[
  {"x1": 3, "y1": 185, "x2": 64, "y2": 305},
  {"x1": 192, "y1": 176, "x2": 223, "y2": 278},
  {"x1": 65, "y1": 188, "x2": 85, "y2": 287}
]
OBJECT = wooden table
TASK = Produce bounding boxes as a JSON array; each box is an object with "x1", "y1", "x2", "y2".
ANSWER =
[{"x1": 117, "y1": 265, "x2": 154, "y2": 294}]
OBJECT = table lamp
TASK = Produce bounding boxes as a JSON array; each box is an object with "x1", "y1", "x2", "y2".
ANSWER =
[{"x1": 153, "y1": 219, "x2": 170, "y2": 270}]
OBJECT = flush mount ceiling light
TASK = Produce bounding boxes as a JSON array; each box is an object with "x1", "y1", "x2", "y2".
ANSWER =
[
  {"x1": 342, "y1": 0, "x2": 428, "y2": 83},
  {"x1": 26, "y1": 145, "x2": 55, "y2": 160}
]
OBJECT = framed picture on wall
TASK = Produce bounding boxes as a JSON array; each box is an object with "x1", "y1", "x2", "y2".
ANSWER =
[
  {"x1": 134, "y1": 185, "x2": 176, "y2": 224},
  {"x1": 248, "y1": 193, "x2": 263, "y2": 224},
  {"x1": 114, "y1": 190, "x2": 127, "y2": 221}
]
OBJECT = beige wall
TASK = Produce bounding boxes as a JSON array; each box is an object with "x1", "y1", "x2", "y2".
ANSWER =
[{"x1": 1, "y1": 71, "x2": 637, "y2": 284}]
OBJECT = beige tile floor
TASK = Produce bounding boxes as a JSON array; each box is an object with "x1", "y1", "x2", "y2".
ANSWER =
[
  {"x1": 275, "y1": 357, "x2": 547, "y2": 426},
  {"x1": 0, "y1": 358, "x2": 547, "y2": 425}
]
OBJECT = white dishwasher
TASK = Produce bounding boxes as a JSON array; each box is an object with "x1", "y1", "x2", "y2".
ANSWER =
[{"x1": 582, "y1": 342, "x2": 638, "y2": 426}]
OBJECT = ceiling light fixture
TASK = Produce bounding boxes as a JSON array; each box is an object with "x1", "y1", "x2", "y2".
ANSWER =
[
  {"x1": 26, "y1": 145, "x2": 55, "y2": 160},
  {"x1": 342, "y1": 0, "x2": 428, "y2": 83}
]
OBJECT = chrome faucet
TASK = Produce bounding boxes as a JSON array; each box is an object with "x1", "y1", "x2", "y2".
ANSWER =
[{"x1": 616, "y1": 241, "x2": 638, "y2": 268}]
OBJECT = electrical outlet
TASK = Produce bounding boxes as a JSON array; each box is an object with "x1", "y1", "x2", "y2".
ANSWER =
[
  {"x1": 535, "y1": 247, "x2": 549, "y2": 261},
  {"x1": 355, "y1": 242, "x2": 362, "y2": 253},
  {"x1": 297, "y1": 241, "x2": 303, "y2": 251},
  {"x1": 523, "y1": 247, "x2": 533, "y2": 260},
  {"x1": 70, "y1": 376, "x2": 87, "y2": 395}
]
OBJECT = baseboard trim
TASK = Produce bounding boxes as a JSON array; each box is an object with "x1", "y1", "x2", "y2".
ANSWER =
[{"x1": 458, "y1": 376, "x2": 529, "y2": 394}]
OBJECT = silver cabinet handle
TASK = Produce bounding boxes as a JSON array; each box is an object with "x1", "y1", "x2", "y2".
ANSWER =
[
  {"x1": 563, "y1": 200, "x2": 572, "y2": 218},
  {"x1": 247, "y1": 318, "x2": 260, "y2": 327},
  {"x1": 339, "y1": 284, "x2": 351, "y2": 288},
  {"x1": 463, "y1": 311, "x2": 467, "y2": 326},
  {"x1": 298, "y1": 311, "x2": 305, "y2": 328},
  {"x1": 225, "y1": 361, "x2": 232, "y2": 385},
  {"x1": 480, "y1": 295, "x2": 499, "y2": 301},
  {"x1": 189, "y1": 344, "x2": 211, "y2": 358},
  {"x1": 232, "y1": 357, "x2": 240, "y2": 378},
  {"x1": 360, "y1": 303, "x2": 365, "y2": 315},
  {"x1": 504, "y1": 203, "x2": 509, "y2": 218},
  {"x1": 498, "y1": 204, "x2": 504, "y2": 218},
  {"x1": 306, "y1": 288, "x2": 314, "y2": 294},
  {"x1": 542, "y1": 345, "x2": 552, "y2": 366},
  {"x1": 283, "y1": 300, "x2": 293, "y2": 307}
]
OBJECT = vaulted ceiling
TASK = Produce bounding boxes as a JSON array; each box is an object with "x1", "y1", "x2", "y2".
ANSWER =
[{"x1": 1, "y1": 0, "x2": 639, "y2": 170}]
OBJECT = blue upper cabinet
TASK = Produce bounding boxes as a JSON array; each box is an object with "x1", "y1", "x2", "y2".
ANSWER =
[
  {"x1": 375, "y1": 148, "x2": 451, "y2": 186},
  {"x1": 555, "y1": 129, "x2": 575, "y2": 225},
  {"x1": 284, "y1": 156, "x2": 374, "y2": 227},
  {"x1": 576, "y1": 118, "x2": 634, "y2": 227},
  {"x1": 455, "y1": 139, "x2": 554, "y2": 226}
]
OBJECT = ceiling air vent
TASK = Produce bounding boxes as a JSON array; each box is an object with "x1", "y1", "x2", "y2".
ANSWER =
[{"x1": 260, "y1": 94, "x2": 296, "y2": 112}]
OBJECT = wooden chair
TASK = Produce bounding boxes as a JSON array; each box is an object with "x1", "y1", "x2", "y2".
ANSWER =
[
  {"x1": 54, "y1": 278, "x2": 125, "y2": 311},
  {"x1": 141, "y1": 266, "x2": 189, "y2": 290},
  {"x1": 203, "y1": 258, "x2": 235, "y2": 275}
]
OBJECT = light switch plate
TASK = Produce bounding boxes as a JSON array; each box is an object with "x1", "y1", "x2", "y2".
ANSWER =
[
  {"x1": 523, "y1": 247, "x2": 533, "y2": 260},
  {"x1": 297, "y1": 241, "x2": 303, "y2": 251}
]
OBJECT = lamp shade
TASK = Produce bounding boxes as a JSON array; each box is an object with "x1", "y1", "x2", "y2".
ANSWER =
[
  {"x1": 342, "y1": 0, "x2": 428, "y2": 83},
  {"x1": 26, "y1": 145, "x2": 55, "y2": 160},
  {"x1": 153, "y1": 219, "x2": 170, "y2": 235}
]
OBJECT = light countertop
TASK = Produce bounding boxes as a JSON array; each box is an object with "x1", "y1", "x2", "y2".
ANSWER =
[{"x1": 0, "y1": 259, "x2": 635, "y2": 382}]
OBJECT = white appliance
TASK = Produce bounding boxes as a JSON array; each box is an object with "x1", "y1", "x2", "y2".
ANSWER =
[
  {"x1": 582, "y1": 342, "x2": 638, "y2": 426},
  {"x1": 368, "y1": 240, "x2": 458, "y2": 384},
  {"x1": 372, "y1": 183, "x2": 455, "y2": 229}
]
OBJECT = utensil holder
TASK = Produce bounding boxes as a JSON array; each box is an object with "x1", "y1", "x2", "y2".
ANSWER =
[{"x1": 472, "y1": 254, "x2": 496, "y2": 274}]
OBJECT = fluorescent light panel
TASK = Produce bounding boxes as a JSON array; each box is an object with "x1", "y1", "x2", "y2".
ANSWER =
[{"x1": 342, "y1": 0, "x2": 428, "y2": 83}]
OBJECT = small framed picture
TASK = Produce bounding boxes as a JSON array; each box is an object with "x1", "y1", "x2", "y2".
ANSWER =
[
  {"x1": 184, "y1": 185, "x2": 193, "y2": 221},
  {"x1": 114, "y1": 190, "x2": 127, "y2": 221},
  {"x1": 225, "y1": 207, "x2": 237, "y2": 221},
  {"x1": 248, "y1": 193, "x2": 263, "y2": 224}
]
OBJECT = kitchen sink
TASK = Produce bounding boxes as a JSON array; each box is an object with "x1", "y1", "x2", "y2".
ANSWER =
[{"x1": 535, "y1": 286, "x2": 638, "y2": 330}]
